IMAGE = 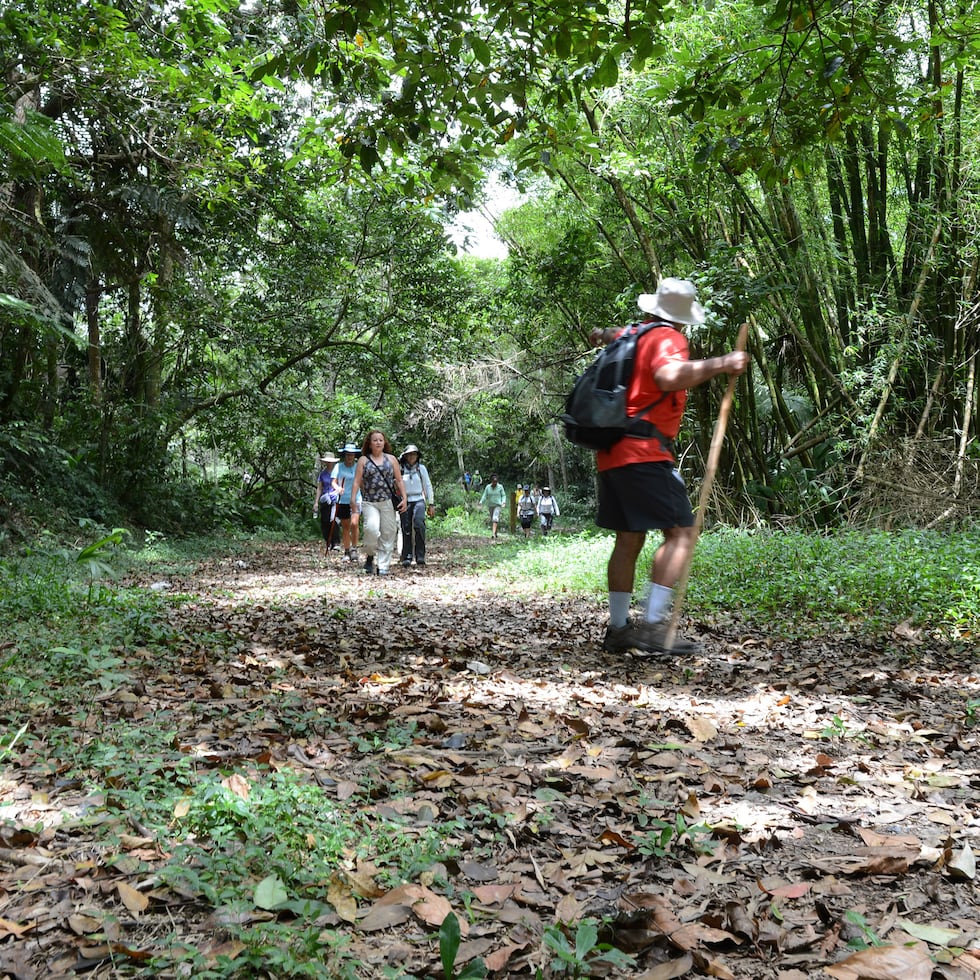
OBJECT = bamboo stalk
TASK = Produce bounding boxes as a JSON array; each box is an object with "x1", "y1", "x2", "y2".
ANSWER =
[
  {"x1": 906, "y1": 365, "x2": 945, "y2": 466},
  {"x1": 855, "y1": 218, "x2": 943, "y2": 482},
  {"x1": 953, "y1": 352, "x2": 977, "y2": 498}
]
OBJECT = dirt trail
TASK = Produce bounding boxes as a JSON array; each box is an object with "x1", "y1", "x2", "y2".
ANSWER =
[{"x1": 1, "y1": 537, "x2": 978, "y2": 978}]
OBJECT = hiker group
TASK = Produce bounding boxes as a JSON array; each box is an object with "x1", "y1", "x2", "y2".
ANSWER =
[
  {"x1": 516, "y1": 484, "x2": 560, "y2": 539},
  {"x1": 476, "y1": 476, "x2": 561, "y2": 540},
  {"x1": 314, "y1": 432, "x2": 435, "y2": 576}
]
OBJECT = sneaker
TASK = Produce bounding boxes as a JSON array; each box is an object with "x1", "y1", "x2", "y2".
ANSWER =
[
  {"x1": 415, "y1": 559, "x2": 425, "y2": 566},
  {"x1": 343, "y1": 549, "x2": 352, "y2": 562},
  {"x1": 364, "y1": 555, "x2": 374, "y2": 574},
  {"x1": 401, "y1": 559, "x2": 412, "y2": 567}
]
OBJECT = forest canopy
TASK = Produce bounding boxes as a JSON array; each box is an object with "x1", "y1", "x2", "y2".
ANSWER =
[{"x1": 2, "y1": 0, "x2": 979, "y2": 534}]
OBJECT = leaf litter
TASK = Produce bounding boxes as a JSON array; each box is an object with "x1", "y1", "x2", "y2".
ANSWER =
[{"x1": 1, "y1": 537, "x2": 978, "y2": 978}]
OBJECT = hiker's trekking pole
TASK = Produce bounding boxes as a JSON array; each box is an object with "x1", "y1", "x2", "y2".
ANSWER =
[{"x1": 664, "y1": 321, "x2": 750, "y2": 650}]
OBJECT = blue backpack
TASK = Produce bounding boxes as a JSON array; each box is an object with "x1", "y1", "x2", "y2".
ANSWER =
[
  {"x1": 561, "y1": 321, "x2": 673, "y2": 453},
  {"x1": 318, "y1": 471, "x2": 339, "y2": 505}
]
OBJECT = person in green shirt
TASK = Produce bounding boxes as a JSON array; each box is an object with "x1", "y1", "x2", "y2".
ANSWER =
[{"x1": 479, "y1": 473, "x2": 507, "y2": 539}]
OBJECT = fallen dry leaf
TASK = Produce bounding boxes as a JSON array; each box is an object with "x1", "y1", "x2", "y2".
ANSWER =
[
  {"x1": 824, "y1": 942, "x2": 934, "y2": 980},
  {"x1": 115, "y1": 882, "x2": 149, "y2": 916}
]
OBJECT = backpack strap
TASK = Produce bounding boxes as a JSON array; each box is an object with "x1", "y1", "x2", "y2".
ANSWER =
[
  {"x1": 368, "y1": 456, "x2": 396, "y2": 496},
  {"x1": 622, "y1": 321, "x2": 676, "y2": 457}
]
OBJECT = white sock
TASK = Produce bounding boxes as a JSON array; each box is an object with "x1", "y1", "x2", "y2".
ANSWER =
[
  {"x1": 608, "y1": 592, "x2": 631, "y2": 629},
  {"x1": 645, "y1": 584, "x2": 673, "y2": 624}
]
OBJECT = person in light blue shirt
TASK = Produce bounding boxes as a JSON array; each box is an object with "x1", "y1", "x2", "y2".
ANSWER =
[{"x1": 332, "y1": 443, "x2": 362, "y2": 562}]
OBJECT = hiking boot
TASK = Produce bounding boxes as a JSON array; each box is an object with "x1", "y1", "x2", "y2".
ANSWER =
[
  {"x1": 364, "y1": 555, "x2": 374, "y2": 574},
  {"x1": 602, "y1": 622, "x2": 655, "y2": 654},
  {"x1": 632, "y1": 620, "x2": 701, "y2": 656},
  {"x1": 602, "y1": 620, "x2": 700, "y2": 656}
]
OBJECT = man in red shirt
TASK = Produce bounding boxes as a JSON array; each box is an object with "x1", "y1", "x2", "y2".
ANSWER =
[{"x1": 593, "y1": 278, "x2": 749, "y2": 656}]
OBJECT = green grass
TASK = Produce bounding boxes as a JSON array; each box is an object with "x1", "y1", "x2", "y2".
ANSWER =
[
  {"x1": 689, "y1": 527, "x2": 980, "y2": 638},
  {"x1": 436, "y1": 522, "x2": 980, "y2": 640}
]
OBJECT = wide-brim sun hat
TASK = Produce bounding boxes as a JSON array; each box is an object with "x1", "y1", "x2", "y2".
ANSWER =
[
  {"x1": 320, "y1": 452, "x2": 340, "y2": 464},
  {"x1": 400, "y1": 444, "x2": 420, "y2": 458},
  {"x1": 339, "y1": 443, "x2": 359, "y2": 454},
  {"x1": 637, "y1": 277, "x2": 705, "y2": 325}
]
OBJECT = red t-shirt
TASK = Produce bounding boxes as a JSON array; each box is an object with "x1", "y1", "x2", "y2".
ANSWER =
[{"x1": 596, "y1": 322, "x2": 689, "y2": 472}]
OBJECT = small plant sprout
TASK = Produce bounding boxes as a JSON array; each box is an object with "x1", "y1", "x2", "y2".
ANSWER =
[
  {"x1": 965, "y1": 699, "x2": 980, "y2": 726},
  {"x1": 819, "y1": 714, "x2": 872, "y2": 746},
  {"x1": 843, "y1": 909, "x2": 884, "y2": 949},
  {"x1": 542, "y1": 918, "x2": 635, "y2": 977},
  {"x1": 439, "y1": 912, "x2": 487, "y2": 979},
  {"x1": 76, "y1": 527, "x2": 130, "y2": 603},
  {"x1": 0, "y1": 721, "x2": 28, "y2": 763},
  {"x1": 635, "y1": 811, "x2": 717, "y2": 858}
]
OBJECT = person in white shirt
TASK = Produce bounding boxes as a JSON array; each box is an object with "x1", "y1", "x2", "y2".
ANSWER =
[
  {"x1": 537, "y1": 486, "x2": 560, "y2": 535},
  {"x1": 517, "y1": 484, "x2": 538, "y2": 539},
  {"x1": 398, "y1": 445, "x2": 435, "y2": 566}
]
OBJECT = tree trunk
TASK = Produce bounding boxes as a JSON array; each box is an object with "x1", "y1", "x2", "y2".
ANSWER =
[
  {"x1": 843, "y1": 125, "x2": 870, "y2": 299},
  {"x1": 85, "y1": 279, "x2": 103, "y2": 404}
]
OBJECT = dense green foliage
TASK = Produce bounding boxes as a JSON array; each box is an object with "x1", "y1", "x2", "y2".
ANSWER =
[{"x1": 2, "y1": 0, "x2": 979, "y2": 534}]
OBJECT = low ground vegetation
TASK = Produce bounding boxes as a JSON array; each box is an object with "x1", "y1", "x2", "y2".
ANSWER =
[{"x1": 1, "y1": 523, "x2": 978, "y2": 978}]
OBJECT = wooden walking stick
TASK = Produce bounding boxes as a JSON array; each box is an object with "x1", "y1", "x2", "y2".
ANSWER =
[{"x1": 664, "y1": 321, "x2": 750, "y2": 650}]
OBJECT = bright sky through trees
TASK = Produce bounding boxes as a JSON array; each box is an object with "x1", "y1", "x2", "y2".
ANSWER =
[{"x1": 448, "y1": 176, "x2": 523, "y2": 259}]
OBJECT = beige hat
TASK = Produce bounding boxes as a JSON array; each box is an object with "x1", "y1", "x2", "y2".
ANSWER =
[
  {"x1": 637, "y1": 277, "x2": 705, "y2": 325},
  {"x1": 320, "y1": 452, "x2": 339, "y2": 464}
]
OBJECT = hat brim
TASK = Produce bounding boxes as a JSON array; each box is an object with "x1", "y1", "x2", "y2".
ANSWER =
[{"x1": 637, "y1": 293, "x2": 706, "y2": 325}]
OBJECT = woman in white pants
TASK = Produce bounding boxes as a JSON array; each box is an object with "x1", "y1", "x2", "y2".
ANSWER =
[{"x1": 350, "y1": 430, "x2": 407, "y2": 576}]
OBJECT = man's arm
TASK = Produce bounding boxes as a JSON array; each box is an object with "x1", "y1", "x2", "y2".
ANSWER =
[{"x1": 655, "y1": 351, "x2": 749, "y2": 392}]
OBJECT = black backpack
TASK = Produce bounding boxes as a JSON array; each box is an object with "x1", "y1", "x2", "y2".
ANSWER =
[{"x1": 561, "y1": 320, "x2": 674, "y2": 453}]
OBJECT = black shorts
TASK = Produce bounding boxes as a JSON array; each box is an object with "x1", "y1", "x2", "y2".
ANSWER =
[
  {"x1": 336, "y1": 503, "x2": 353, "y2": 520},
  {"x1": 597, "y1": 461, "x2": 694, "y2": 531}
]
